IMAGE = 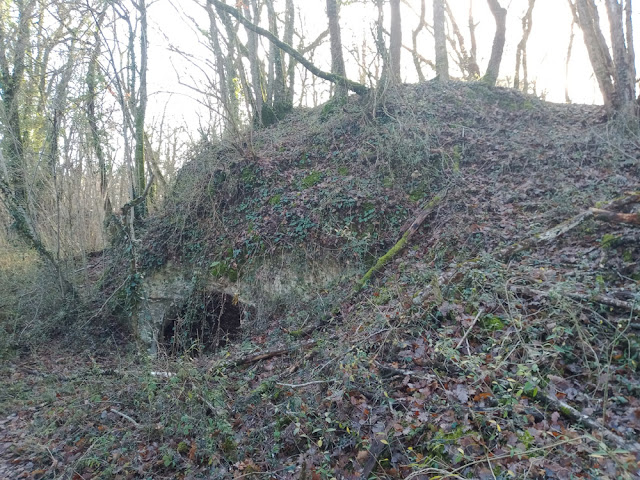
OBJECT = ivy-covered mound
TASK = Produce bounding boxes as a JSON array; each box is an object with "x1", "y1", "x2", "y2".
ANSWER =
[{"x1": 2, "y1": 81, "x2": 640, "y2": 479}]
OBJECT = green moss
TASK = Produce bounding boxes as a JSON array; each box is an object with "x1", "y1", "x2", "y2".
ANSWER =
[
  {"x1": 354, "y1": 194, "x2": 442, "y2": 291},
  {"x1": 600, "y1": 233, "x2": 619, "y2": 249},
  {"x1": 269, "y1": 194, "x2": 282, "y2": 206},
  {"x1": 337, "y1": 166, "x2": 349, "y2": 176},
  {"x1": 372, "y1": 288, "x2": 391, "y2": 305},
  {"x1": 481, "y1": 314, "x2": 505, "y2": 331},
  {"x1": 320, "y1": 97, "x2": 346, "y2": 121},
  {"x1": 355, "y1": 229, "x2": 410, "y2": 292},
  {"x1": 302, "y1": 171, "x2": 323, "y2": 189},
  {"x1": 241, "y1": 166, "x2": 258, "y2": 185},
  {"x1": 209, "y1": 260, "x2": 238, "y2": 281},
  {"x1": 409, "y1": 190, "x2": 425, "y2": 202}
]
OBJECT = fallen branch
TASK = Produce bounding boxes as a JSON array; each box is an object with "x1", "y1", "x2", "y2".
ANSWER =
[
  {"x1": 405, "y1": 437, "x2": 587, "y2": 480},
  {"x1": 276, "y1": 380, "x2": 328, "y2": 388},
  {"x1": 217, "y1": 339, "x2": 319, "y2": 370},
  {"x1": 110, "y1": 408, "x2": 141, "y2": 429},
  {"x1": 499, "y1": 210, "x2": 592, "y2": 259},
  {"x1": 511, "y1": 285, "x2": 637, "y2": 313},
  {"x1": 594, "y1": 191, "x2": 640, "y2": 210},
  {"x1": 500, "y1": 191, "x2": 640, "y2": 259},
  {"x1": 361, "y1": 426, "x2": 392, "y2": 479},
  {"x1": 532, "y1": 389, "x2": 640, "y2": 453},
  {"x1": 591, "y1": 208, "x2": 640, "y2": 226},
  {"x1": 456, "y1": 309, "x2": 484, "y2": 349},
  {"x1": 355, "y1": 191, "x2": 445, "y2": 291}
]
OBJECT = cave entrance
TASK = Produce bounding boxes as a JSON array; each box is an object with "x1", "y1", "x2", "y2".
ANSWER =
[{"x1": 161, "y1": 289, "x2": 246, "y2": 355}]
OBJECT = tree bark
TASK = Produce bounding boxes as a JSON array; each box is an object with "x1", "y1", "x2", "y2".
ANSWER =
[
  {"x1": 433, "y1": 0, "x2": 449, "y2": 80},
  {"x1": 208, "y1": 0, "x2": 368, "y2": 95},
  {"x1": 604, "y1": 0, "x2": 636, "y2": 112},
  {"x1": 243, "y1": 0, "x2": 263, "y2": 125},
  {"x1": 484, "y1": 0, "x2": 507, "y2": 86},
  {"x1": 283, "y1": 0, "x2": 295, "y2": 105},
  {"x1": 326, "y1": 0, "x2": 348, "y2": 98},
  {"x1": 133, "y1": 0, "x2": 148, "y2": 217},
  {"x1": 388, "y1": 0, "x2": 402, "y2": 84},
  {"x1": 0, "y1": 0, "x2": 34, "y2": 204},
  {"x1": 572, "y1": 0, "x2": 616, "y2": 111}
]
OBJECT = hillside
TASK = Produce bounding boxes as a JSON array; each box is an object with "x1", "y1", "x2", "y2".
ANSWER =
[{"x1": 1, "y1": 81, "x2": 640, "y2": 479}]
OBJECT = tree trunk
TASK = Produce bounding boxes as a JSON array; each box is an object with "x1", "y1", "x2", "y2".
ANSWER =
[
  {"x1": 86, "y1": 8, "x2": 112, "y2": 221},
  {"x1": 0, "y1": 0, "x2": 34, "y2": 204},
  {"x1": 468, "y1": 1, "x2": 481, "y2": 78},
  {"x1": 133, "y1": 0, "x2": 148, "y2": 217},
  {"x1": 326, "y1": 0, "x2": 348, "y2": 98},
  {"x1": 484, "y1": 0, "x2": 507, "y2": 86},
  {"x1": 243, "y1": 0, "x2": 263, "y2": 125},
  {"x1": 514, "y1": 0, "x2": 535, "y2": 91},
  {"x1": 565, "y1": 19, "x2": 575, "y2": 103},
  {"x1": 215, "y1": 3, "x2": 242, "y2": 132},
  {"x1": 388, "y1": 0, "x2": 402, "y2": 84},
  {"x1": 283, "y1": 0, "x2": 295, "y2": 105},
  {"x1": 572, "y1": 0, "x2": 616, "y2": 111},
  {"x1": 604, "y1": 0, "x2": 636, "y2": 112},
  {"x1": 433, "y1": 0, "x2": 449, "y2": 80}
]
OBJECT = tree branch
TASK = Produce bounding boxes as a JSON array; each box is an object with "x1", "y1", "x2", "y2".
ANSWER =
[{"x1": 208, "y1": 0, "x2": 369, "y2": 96}]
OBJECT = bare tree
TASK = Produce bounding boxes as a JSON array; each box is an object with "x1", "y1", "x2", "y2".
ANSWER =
[
  {"x1": 410, "y1": 0, "x2": 428, "y2": 82},
  {"x1": 209, "y1": 0, "x2": 368, "y2": 96},
  {"x1": 433, "y1": 0, "x2": 449, "y2": 80},
  {"x1": 514, "y1": 0, "x2": 536, "y2": 91},
  {"x1": 468, "y1": 0, "x2": 481, "y2": 78},
  {"x1": 442, "y1": 0, "x2": 479, "y2": 80},
  {"x1": 484, "y1": 0, "x2": 507, "y2": 86},
  {"x1": 133, "y1": 0, "x2": 149, "y2": 216},
  {"x1": 206, "y1": 2, "x2": 240, "y2": 133},
  {"x1": 0, "y1": 0, "x2": 35, "y2": 204},
  {"x1": 569, "y1": 0, "x2": 636, "y2": 114},
  {"x1": 327, "y1": 0, "x2": 348, "y2": 98},
  {"x1": 388, "y1": 0, "x2": 402, "y2": 84},
  {"x1": 87, "y1": 8, "x2": 112, "y2": 222},
  {"x1": 565, "y1": 18, "x2": 575, "y2": 103}
]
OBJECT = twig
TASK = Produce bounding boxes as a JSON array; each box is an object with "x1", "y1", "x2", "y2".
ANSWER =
[
  {"x1": 500, "y1": 191, "x2": 640, "y2": 258},
  {"x1": 215, "y1": 339, "x2": 321, "y2": 370},
  {"x1": 532, "y1": 389, "x2": 640, "y2": 452},
  {"x1": 276, "y1": 380, "x2": 329, "y2": 388},
  {"x1": 405, "y1": 436, "x2": 588, "y2": 480},
  {"x1": 511, "y1": 285, "x2": 637, "y2": 313},
  {"x1": 110, "y1": 408, "x2": 141, "y2": 429},
  {"x1": 456, "y1": 309, "x2": 484, "y2": 349}
]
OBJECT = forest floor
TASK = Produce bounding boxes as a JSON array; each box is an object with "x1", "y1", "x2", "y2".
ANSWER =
[{"x1": 1, "y1": 82, "x2": 640, "y2": 479}]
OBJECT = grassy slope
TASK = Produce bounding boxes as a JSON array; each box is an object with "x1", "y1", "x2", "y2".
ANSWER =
[{"x1": 1, "y1": 81, "x2": 639, "y2": 479}]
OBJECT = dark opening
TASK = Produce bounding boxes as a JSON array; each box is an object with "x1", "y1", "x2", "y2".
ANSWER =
[{"x1": 161, "y1": 289, "x2": 245, "y2": 354}]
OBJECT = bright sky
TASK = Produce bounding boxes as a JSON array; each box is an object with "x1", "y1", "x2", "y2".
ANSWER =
[{"x1": 143, "y1": 0, "x2": 637, "y2": 131}]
